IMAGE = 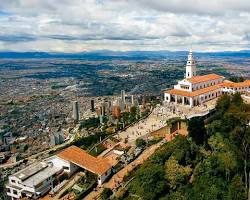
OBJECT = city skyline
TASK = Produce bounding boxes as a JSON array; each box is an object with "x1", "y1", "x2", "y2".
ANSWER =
[{"x1": 0, "y1": 0, "x2": 250, "y2": 52}]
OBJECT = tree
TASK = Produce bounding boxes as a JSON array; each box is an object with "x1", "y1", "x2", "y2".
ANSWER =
[
  {"x1": 100, "y1": 188, "x2": 113, "y2": 200},
  {"x1": 216, "y1": 94, "x2": 231, "y2": 114},
  {"x1": 231, "y1": 92, "x2": 243, "y2": 106},
  {"x1": 136, "y1": 138, "x2": 146, "y2": 148},
  {"x1": 130, "y1": 106, "x2": 137, "y2": 117},
  {"x1": 129, "y1": 163, "x2": 167, "y2": 200},
  {"x1": 160, "y1": 191, "x2": 186, "y2": 200},
  {"x1": 227, "y1": 175, "x2": 247, "y2": 200},
  {"x1": 229, "y1": 76, "x2": 245, "y2": 83},
  {"x1": 165, "y1": 157, "x2": 192, "y2": 190},
  {"x1": 229, "y1": 126, "x2": 250, "y2": 194},
  {"x1": 189, "y1": 156, "x2": 228, "y2": 200},
  {"x1": 206, "y1": 120, "x2": 223, "y2": 137},
  {"x1": 188, "y1": 117, "x2": 207, "y2": 145}
]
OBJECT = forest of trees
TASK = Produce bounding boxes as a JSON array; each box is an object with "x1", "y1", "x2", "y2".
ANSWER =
[{"x1": 116, "y1": 93, "x2": 250, "y2": 200}]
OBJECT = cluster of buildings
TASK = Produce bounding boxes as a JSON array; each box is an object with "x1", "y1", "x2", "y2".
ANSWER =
[
  {"x1": 0, "y1": 93, "x2": 75, "y2": 165},
  {"x1": 164, "y1": 49, "x2": 250, "y2": 107},
  {"x1": 6, "y1": 145, "x2": 112, "y2": 200},
  {"x1": 73, "y1": 90, "x2": 147, "y2": 125}
]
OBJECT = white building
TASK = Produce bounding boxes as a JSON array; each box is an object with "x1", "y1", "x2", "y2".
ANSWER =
[
  {"x1": 6, "y1": 146, "x2": 112, "y2": 200},
  {"x1": 164, "y1": 49, "x2": 250, "y2": 107},
  {"x1": 6, "y1": 157, "x2": 71, "y2": 200}
]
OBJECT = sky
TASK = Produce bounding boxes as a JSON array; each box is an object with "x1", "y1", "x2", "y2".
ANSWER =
[{"x1": 0, "y1": 0, "x2": 250, "y2": 52}]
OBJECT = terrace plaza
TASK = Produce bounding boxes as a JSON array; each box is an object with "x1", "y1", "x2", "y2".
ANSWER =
[{"x1": 164, "y1": 49, "x2": 250, "y2": 107}]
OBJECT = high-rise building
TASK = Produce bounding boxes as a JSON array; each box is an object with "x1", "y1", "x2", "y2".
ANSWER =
[
  {"x1": 91, "y1": 99, "x2": 95, "y2": 112},
  {"x1": 112, "y1": 106, "x2": 121, "y2": 119},
  {"x1": 118, "y1": 99, "x2": 125, "y2": 112},
  {"x1": 101, "y1": 103, "x2": 105, "y2": 116},
  {"x1": 72, "y1": 101, "x2": 80, "y2": 121},
  {"x1": 125, "y1": 95, "x2": 135, "y2": 105},
  {"x1": 131, "y1": 95, "x2": 134, "y2": 105},
  {"x1": 104, "y1": 101, "x2": 111, "y2": 115},
  {"x1": 50, "y1": 132, "x2": 64, "y2": 146},
  {"x1": 121, "y1": 90, "x2": 126, "y2": 103}
]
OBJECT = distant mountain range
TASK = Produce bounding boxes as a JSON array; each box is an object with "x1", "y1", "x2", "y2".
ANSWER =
[{"x1": 0, "y1": 50, "x2": 250, "y2": 59}]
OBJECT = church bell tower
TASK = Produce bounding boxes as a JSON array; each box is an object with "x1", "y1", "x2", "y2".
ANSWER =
[{"x1": 185, "y1": 48, "x2": 196, "y2": 78}]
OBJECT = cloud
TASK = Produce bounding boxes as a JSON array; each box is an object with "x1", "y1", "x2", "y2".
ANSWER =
[
  {"x1": 0, "y1": 34, "x2": 36, "y2": 42},
  {"x1": 0, "y1": 0, "x2": 249, "y2": 52},
  {"x1": 132, "y1": 0, "x2": 250, "y2": 15}
]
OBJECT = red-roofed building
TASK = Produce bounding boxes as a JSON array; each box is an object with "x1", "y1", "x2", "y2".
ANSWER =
[
  {"x1": 56, "y1": 145, "x2": 112, "y2": 185},
  {"x1": 164, "y1": 49, "x2": 250, "y2": 107}
]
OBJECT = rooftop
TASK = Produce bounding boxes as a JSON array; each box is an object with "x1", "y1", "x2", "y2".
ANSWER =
[
  {"x1": 12, "y1": 159, "x2": 62, "y2": 188},
  {"x1": 221, "y1": 80, "x2": 250, "y2": 88},
  {"x1": 14, "y1": 162, "x2": 48, "y2": 181},
  {"x1": 57, "y1": 145, "x2": 111, "y2": 176},
  {"x1": 22, "y1": 164, "x2": 61, "y2": 188},
  {"x1": 186, "y1": 73, "x2": 224, "y2": 84},
  {"x1": 164, "y1": 84, "x2": 222, "y2": 97}
]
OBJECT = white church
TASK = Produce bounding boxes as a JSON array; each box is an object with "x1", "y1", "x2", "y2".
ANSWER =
[{"x1": 164, "y1": 49, "x2": 250, "y2": 107}]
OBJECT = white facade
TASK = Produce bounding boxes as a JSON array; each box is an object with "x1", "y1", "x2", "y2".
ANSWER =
[
  {"x1": 6, "y1": 157, "x2": 73, "y2": 200},
  {"x1": 222, "y1": 85, "x2": 250, "y2": 94},
  {"x1": 97, "y1": 168, "x2": 112, "y2": 185},
  {"x1": 46, "y1": 156, "x2": 79, "y2": 176},
  {"x1": 174, "y1": 79, "x2": 192, "y2": 91}
]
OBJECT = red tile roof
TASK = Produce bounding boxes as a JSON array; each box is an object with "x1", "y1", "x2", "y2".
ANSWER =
[
  {"x1": 164, "y1": 84, "x2": 222, "y2": 97},
  {"x1": 187, "y1": 73, "x2": 224, "y2": 84},
  {"x1": 221, "y1": 80, "x2": 250, "y2": 88},
  {"x1": 57, "y1": 145, "x2": 111, "y2": 175}
]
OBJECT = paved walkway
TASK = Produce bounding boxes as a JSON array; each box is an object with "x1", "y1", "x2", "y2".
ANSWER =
[
  {"x1": 84, "y1": 140, "x2": 164, "y2": 200},
  {"x1": 114, "y1": 100, "x2": 216, "y2": 147}
]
